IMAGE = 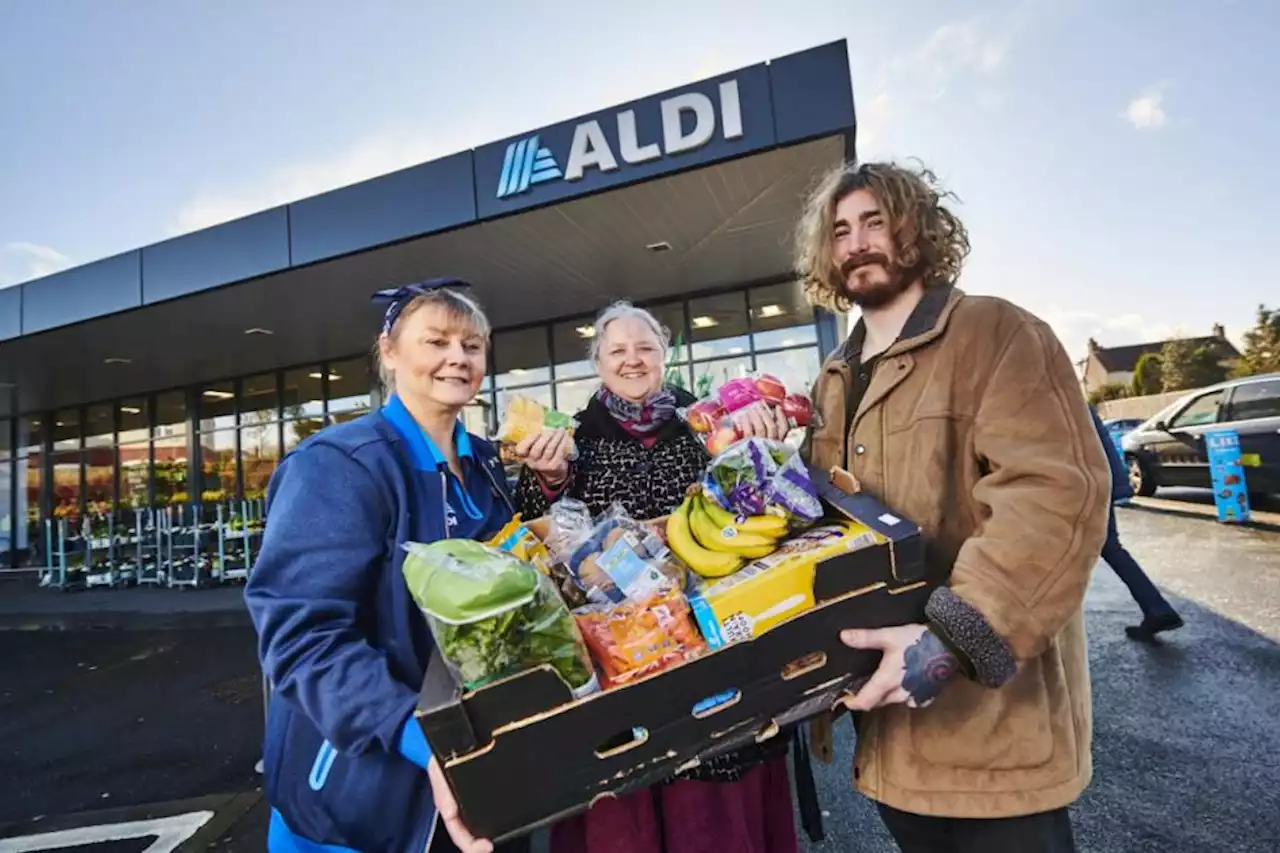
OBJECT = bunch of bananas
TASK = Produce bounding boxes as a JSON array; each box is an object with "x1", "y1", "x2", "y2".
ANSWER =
[{"x1": 666, "y1": 489, "x2": 788, "y2": 578}]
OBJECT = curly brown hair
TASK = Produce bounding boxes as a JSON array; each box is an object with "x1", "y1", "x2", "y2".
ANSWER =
[{"x1": 794, "y1": 160, "x2": 971, "y2": 313}]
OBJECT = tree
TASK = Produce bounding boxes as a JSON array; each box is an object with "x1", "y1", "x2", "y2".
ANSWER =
[
  {"x1": 1088, "y1": 383, "x2": 1130, "y2": 406},
  {"x1": 1132, "y1": 352, "x2": 1164, "y2": 396},
  {"x1": 1231, "y1": 304, "x2": 1280, "y2": 377},
  {"x1": 1160, "y1": 337, "x2": 1228, "y2": 392}
]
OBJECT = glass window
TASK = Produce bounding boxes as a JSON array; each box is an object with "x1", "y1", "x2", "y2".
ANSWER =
[
  {"x1": 200, "y1": 383, "x2": 236, "y2": 431},
  {"x1": 118, "y1": 398, "x2": 149, "y2": 444},
  {"x1": 153, "y1": 391, "x2": 189, "y2": 505},
  {"x1": 283, "y1": 366, "x2": 325, "y2": 419},
  {"x1": 1227, "y1": 379, "x2": 1280, "y2": 422},
  {"x1": 241, "y1": 373, "x2": 280, "y2": 423},
  {"x1": 283, "y1": 416, "x2": 325, "y2": 450},
  {"x1": 750, "y1": 281, "x2": 817, "y2": 350},
  {"x1": 645, "y1": 301, "x2": 689, "y2": 362},
  {"x1": 84, "y1": 404, "x2": 113, "y2": 449},
  {"x1": 754, "y1": 347, "x2": 822, "y2": 399},
  {"x1": 663, "y1": 362, "x2": 694, "y2": 395},
  {"x1": 555, "y1": 377, "x2": 598, "y2": 416},
  {"x1": 552, "y1": 318, "x2": 598, "y2": 381},
  {"x1": 21, "y1": 415, "x2": 45, "y2": 456},
  {"x1": 51, "y1": 449, "x2": 80, "y2": 522},
  {"x1": 52, "y1": 409, "x2": 80, "y2": 451},
  {"x1": 495, "y1": 327, "x2": 551, "y2": 388},
  {"x1": 84, "y1": 444, "x2": 114, "y2": 516},
  {"x1": 118, "y1": 441, "x2": 150, "y2": 510},
  {"x1": 0, "y1": 418, "x2": 10, "y2": 459},
  {"x1": 689, "y1": 293, "x2": 750, "y2": 360},
  {"x1": 1170, "y1": 390, "x2": 1225, "y2": 429},
  {"x1": 241, "y1": 423, "x2": 280, "y2": 501},
  {"x1": 329, "y1": 357, "x2": 374, "y2": 422},
  {"x1": 22, "y1": 455, "x2": 41, "y2": 561},
  {"x1": 691, "y1": 356, "x2": 753, "y2": 397},
  {"x1": 460, "y1": 402, "x2": 491, "y2": 437},
  {"x1": 200, "y1": 429, "x2": 237, "y2": 502},
  {"x1": 497, "y1": 386, "x2": 552, "y2": 424},
  {"x1": 0, "y1": 460, "x2": 11, "y2": 566},
  {"x1": 155, "y1": 391, "x2": 188, "y2": 437}
]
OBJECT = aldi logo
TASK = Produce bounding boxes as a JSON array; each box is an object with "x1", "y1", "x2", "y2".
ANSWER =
[
  {"x1": 493, "y1": 80, "x2": 745, "y2": 200},
  {"x1": 496, "y1": 135, "x2": 564, "y2": 199}
]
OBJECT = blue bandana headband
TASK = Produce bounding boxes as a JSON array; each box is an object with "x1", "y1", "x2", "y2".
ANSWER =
[{"x1": 372, "y1": 277, "x2": 472, "y2": 336}]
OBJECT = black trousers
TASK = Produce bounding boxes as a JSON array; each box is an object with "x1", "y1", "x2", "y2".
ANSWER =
[
  {"x1": 1102, "y1": 506, "x2": 1176, "y2": 620},
  {"x1": 877, "y1": 802, "x2": 1077, "y2": 853}
]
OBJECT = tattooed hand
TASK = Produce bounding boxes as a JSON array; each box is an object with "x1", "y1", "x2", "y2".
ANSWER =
[{"x1": 839, "y1": 624, "x2": 960, "y2": 711}]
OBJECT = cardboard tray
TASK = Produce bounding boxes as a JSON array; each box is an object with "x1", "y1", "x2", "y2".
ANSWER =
[{"x1": 416, "y1": 466, "x2": 934, "y2": 843}]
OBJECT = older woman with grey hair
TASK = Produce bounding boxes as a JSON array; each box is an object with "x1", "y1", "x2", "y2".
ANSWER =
[{"x1": 512, "y1": 301, "x2": 799, "y2": 853}]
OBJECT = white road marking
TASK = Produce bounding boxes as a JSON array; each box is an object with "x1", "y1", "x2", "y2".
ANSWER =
[{"x1": 0, "y1": 810, "x2": 214, "y2": 853}]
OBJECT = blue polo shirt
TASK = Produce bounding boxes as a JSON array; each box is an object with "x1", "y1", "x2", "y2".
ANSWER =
[{"x1": 380, "y1": 395, "x2": 507, "y2": 542}]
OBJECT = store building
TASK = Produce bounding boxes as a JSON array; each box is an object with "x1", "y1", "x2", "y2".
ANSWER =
[{"x1": 0, "y1": 40, "x2": 856, "y2": 571}]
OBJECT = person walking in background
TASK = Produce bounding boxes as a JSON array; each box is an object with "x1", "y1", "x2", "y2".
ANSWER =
[{"x1": 1088, "y1": 404, "x2": 1185, "y2": 642}]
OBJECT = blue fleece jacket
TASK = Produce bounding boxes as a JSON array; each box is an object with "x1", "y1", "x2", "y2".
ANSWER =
[
  {"x1": 1089, "y1": 404, "x2": 1134, "y2": 503},
  {"x1": 245, "y1": 400, "x2": 514, "y2": 853}
]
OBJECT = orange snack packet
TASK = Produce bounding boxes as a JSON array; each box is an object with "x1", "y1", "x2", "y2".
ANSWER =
[{"x1": 574, "y1": 588, "x2": 707, "y2": 688}]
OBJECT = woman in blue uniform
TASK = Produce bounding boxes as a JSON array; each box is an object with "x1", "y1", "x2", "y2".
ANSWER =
[{"x1": 245, "y1": 279, "x2": 513, "y2": 853}]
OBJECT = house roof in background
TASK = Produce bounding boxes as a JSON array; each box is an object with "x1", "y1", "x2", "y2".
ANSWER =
[{"x1": 1093, "y1": 336, "x2": 1241, "y2": 373}]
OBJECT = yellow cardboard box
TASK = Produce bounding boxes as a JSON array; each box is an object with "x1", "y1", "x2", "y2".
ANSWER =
[{"x1": 688, "y1": 520, "x2": 883, "y2": 649}]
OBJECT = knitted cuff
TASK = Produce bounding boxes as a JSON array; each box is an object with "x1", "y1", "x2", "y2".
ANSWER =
[{"x1": 925, "y1": 587, "x2": 1018, "y2": 688}]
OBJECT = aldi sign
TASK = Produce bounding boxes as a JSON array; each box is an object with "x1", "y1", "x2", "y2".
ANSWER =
[{"x1": 476, "y1": 64, "x2": 775, "y2": 216}]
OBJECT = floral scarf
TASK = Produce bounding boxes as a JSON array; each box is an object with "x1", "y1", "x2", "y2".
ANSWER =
[{"x1": 596, "y1": 385, "x2": 678, "y2": 439}]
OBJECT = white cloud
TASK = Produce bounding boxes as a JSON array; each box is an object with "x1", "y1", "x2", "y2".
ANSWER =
[
  {"x1": 169, "y1": 124, "x2": 492, "y2": 236},
  {"x1": 167, "y1": 66, "x2": 693, "y2": 237},
  {"x1": 1124, "y1": 89, "x2": 1167, "y2": 130},
  {"x1": 1038, "y1": 305, "x2": 1177, "y2": 364},
  {"x1": 0, "y1": 241, "x2": 72, "y2": 288},
  {"x1": 858, "y1": 10, "x2": 1027, "y2": 154},
  {"x1": 906, "y1": 20, "x2": 1013, "y2": 95},
  {"x1": 856, "y1": 86, "x2": 894, "y2": 149}
]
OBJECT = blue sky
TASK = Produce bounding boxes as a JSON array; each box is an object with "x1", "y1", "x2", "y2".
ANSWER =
[{"x1": 0, "y1": 0, "x2": 1274, "y2": 362}]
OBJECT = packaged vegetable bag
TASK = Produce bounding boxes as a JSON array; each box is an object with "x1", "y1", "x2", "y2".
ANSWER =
[
  {"x1": 702, "y1": 437, "x2": 822, "y2": 524},
  {"x1": 403, "y1": 539, "x2": 599, "y2": 698}
]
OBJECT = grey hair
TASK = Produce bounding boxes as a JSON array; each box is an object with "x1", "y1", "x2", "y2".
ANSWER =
[
  {"x1": 372, "y1": 288, "x2": 492, "y2": 397},
  {"x1": 588, "y1": 301, "x2": 670, "y2": 362}
]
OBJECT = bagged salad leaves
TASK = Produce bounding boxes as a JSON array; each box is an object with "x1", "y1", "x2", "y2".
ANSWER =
[
  {"x1": 403, "y1": 539, "x2": 598, "y2": 697},
  {"x1": 702, "y1": 437, "x2": 822, "y2": 524}
]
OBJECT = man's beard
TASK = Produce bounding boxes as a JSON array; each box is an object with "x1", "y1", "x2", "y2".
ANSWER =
[{"x1": 839, "y1": 252, "x2": 912, "y2": 309}]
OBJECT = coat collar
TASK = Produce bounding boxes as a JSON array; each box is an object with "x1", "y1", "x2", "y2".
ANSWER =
[
  {"x1": 381, "y1": 394, "x2": 475, "y2": 472},
  {"x1": 836, "y1": 285, "x2": 964, "y2": 367}
]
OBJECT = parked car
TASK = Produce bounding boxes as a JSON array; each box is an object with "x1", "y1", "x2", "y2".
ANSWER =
[
  {"x1": 1103, "y1": 417, "x2": 1147, "y2": 440},
  {"x1": 1122, "y1": 373, "x2": 1280, "y2": 498}
]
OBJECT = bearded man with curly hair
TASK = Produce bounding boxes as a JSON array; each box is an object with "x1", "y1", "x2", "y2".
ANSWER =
[{"x1": 797, "y1": 161, "x2": 1110, "y2": 853}]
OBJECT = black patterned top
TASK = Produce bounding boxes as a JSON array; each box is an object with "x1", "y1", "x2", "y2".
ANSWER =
[{"x1": 515, "y1": 387, "x2": 790, "y2": 783}]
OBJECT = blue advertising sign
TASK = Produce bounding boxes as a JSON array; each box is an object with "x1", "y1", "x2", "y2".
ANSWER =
[
  {"x1": 474, "y1": 63, "x2": 776, "y2": 218},
  {"x1": 1205, "y1": 429, "x2": 1252, "y2": 523}
]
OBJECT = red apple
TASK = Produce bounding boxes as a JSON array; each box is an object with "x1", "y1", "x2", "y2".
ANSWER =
[
  {"x1": 686, "y1": 398, "x2": 726, "y2": 434},
  {"x1": 754, "y1": 373, "x2": 787, "y2": 405},
  {"x1": 781, "y1": 393, "x2": 815, "y2": 427},
  {"x1": 705, "y1": 418, "x2": 743, "y2": 456}
]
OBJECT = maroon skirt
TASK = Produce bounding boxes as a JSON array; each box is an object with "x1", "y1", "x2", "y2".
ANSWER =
[{"x1": 548, "y1": 755, "x2": 798, "y2": 853}]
